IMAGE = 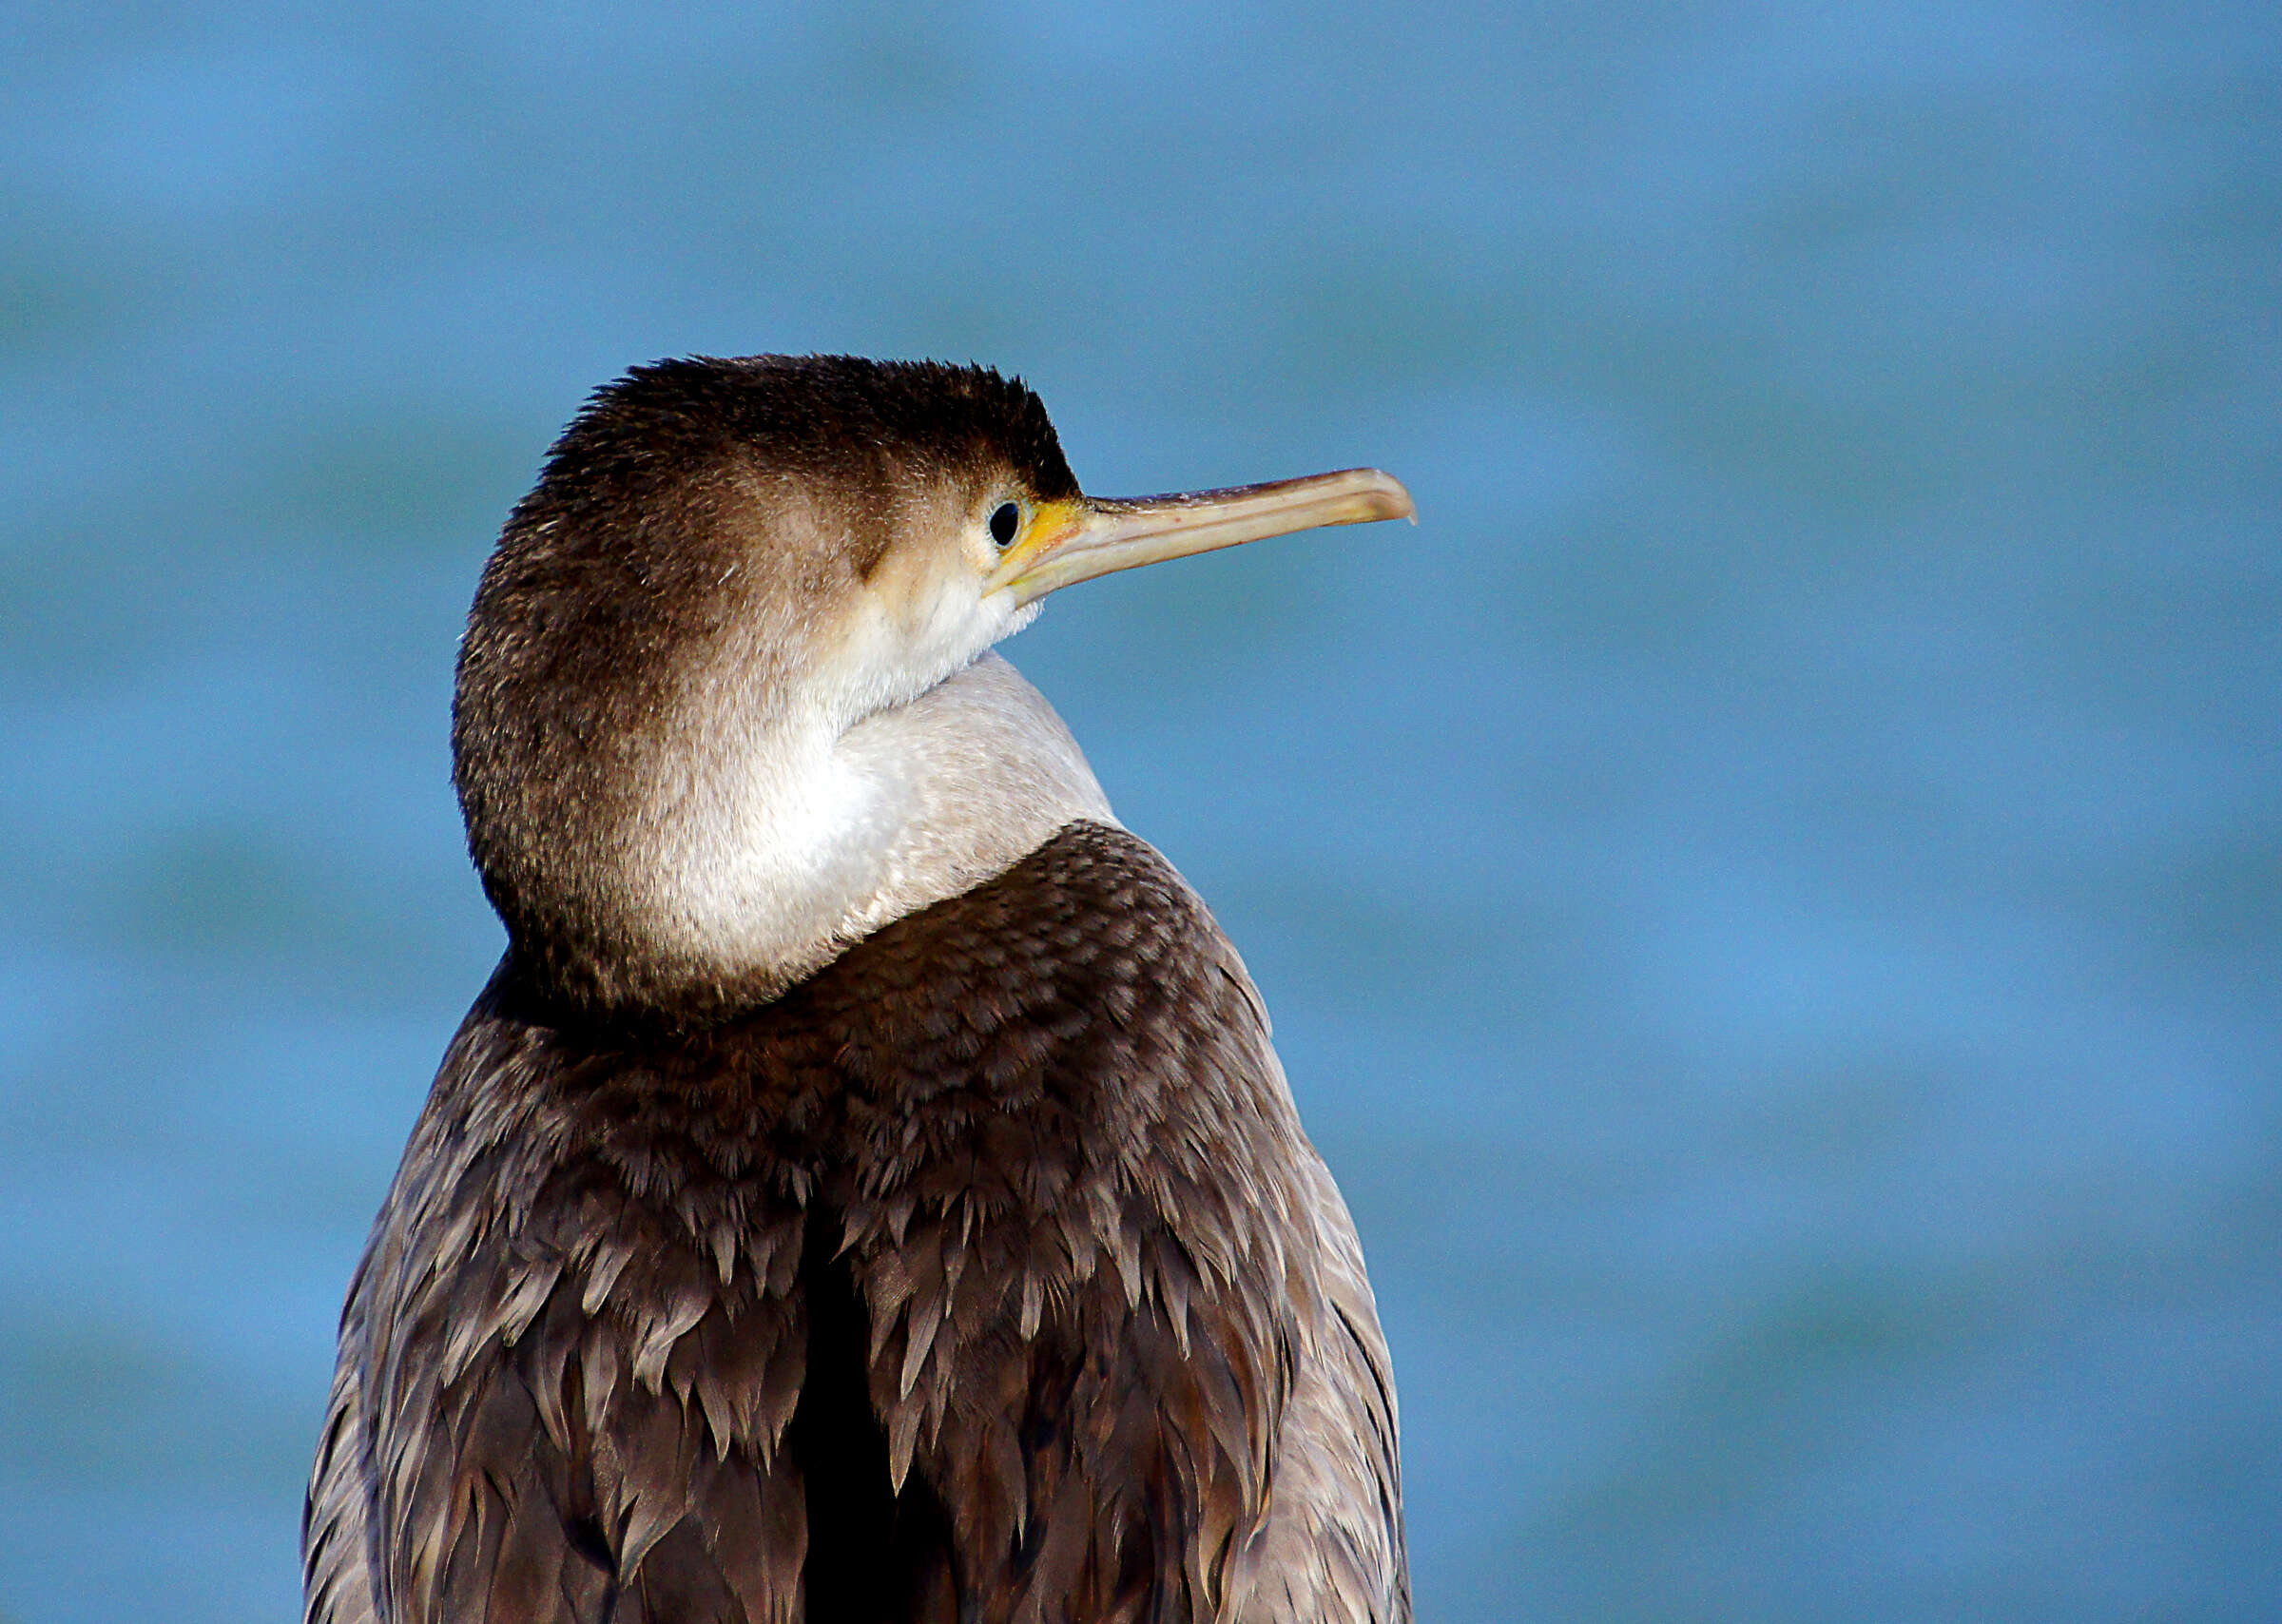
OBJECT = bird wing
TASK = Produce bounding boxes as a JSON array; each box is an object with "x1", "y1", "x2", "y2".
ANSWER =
[
  {"x1": 305, "y1": 990, "x2": 815, "y2": 1624},
  {"x1": 304, "y1": 1248, "x2": 381, "y2": 1624},
  {"x1": 819, "y1": 822, "x2": 1411, "y2": 1624},
  {"x1": 1227, "y1": 1144, "x2": 1410, "y2": 1624}
]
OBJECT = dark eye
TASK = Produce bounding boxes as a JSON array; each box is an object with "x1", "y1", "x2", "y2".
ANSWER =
[{"x1": 988, "y1": 501, "x2": 1022, "y2": 548}]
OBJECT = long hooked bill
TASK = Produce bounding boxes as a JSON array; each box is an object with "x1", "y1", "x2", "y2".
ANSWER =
[{"x1": 986, "y1": 468, "x2": 1416, "y2": 608}]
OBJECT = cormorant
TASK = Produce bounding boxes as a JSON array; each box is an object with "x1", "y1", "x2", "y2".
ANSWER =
[{"x1": 302, "y1": 355, "x2": 1416, "y2": 1624}]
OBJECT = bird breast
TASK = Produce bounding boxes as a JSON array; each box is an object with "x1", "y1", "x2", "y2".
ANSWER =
[{"x1": 622, "y1": 651, "x2": 1117, "y2": 1000}]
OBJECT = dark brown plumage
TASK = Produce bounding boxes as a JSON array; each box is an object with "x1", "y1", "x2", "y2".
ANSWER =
[{"x1": 305, "y1": 356, "x2": 1412, "y2": 1624}]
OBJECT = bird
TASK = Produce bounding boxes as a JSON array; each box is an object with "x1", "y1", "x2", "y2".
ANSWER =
[{"x1": 301, "y1": 354, "x2": 1416, "y2": 1624}]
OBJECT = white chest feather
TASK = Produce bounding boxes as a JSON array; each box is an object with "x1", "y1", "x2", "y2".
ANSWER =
[{"x1": 625, "y1": 652, "x2": 1114, "y2": 991}]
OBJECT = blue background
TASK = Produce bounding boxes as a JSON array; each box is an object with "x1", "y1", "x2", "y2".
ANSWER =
[{"x1": 2, "y1": 3, "x2": 2276, "y2": 1618}]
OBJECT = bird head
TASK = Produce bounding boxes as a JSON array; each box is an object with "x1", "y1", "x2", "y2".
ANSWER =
[{"x1": 452, "y1": 354, "x2": 1413, "y2": 1023}]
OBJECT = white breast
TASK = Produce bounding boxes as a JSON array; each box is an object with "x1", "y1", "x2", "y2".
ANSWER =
[{"x1": 624, "y1": 651, "x2": 1115, "y2": 995}]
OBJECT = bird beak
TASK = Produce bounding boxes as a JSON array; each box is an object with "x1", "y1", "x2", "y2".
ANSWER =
[{"x1": 986, "y1": 468, "x2": 1416, "y2": 608}]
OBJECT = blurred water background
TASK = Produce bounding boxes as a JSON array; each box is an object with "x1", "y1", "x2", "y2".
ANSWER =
[{"x1": 2, "y1": 2, "x2": 2276, "y2": 1618}]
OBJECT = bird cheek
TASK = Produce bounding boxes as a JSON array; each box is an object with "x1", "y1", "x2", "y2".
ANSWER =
[{"x1": 892, "y1": 567, "x2": 993, "y2": 683}]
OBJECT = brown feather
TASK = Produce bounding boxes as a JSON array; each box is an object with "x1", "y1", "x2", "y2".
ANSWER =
[{"x1": 304, "y1": 822, "x2": 1406, "y2": 1622}]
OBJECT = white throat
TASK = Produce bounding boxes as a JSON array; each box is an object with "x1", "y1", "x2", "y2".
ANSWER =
[{"x1": 626, "y1": 651, "x2": 1115, "y2": 995}]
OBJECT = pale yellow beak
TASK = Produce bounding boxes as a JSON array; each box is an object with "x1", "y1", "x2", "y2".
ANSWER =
[{"x1": 985, "y1": 468, "x2": 1416, "y2": 608}]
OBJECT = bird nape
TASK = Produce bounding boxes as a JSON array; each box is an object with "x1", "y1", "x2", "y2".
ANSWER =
[{"x1": 303, "y1": 354, "x2": 1417, "y2": 1624}]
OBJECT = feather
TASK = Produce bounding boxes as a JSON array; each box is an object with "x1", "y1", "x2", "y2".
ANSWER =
[{"x1": 304, "y1": 823, "x2": 1408, "y2": 1624}]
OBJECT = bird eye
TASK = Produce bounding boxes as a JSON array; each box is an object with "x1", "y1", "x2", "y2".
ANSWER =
[{"x1": 988, "y1": 501, "x2": 1022, "y2": 549}]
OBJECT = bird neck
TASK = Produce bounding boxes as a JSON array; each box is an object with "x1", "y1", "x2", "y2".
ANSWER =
[{"x1": 615, "y1": 650, "x2": 1115, "y2": 1010}]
